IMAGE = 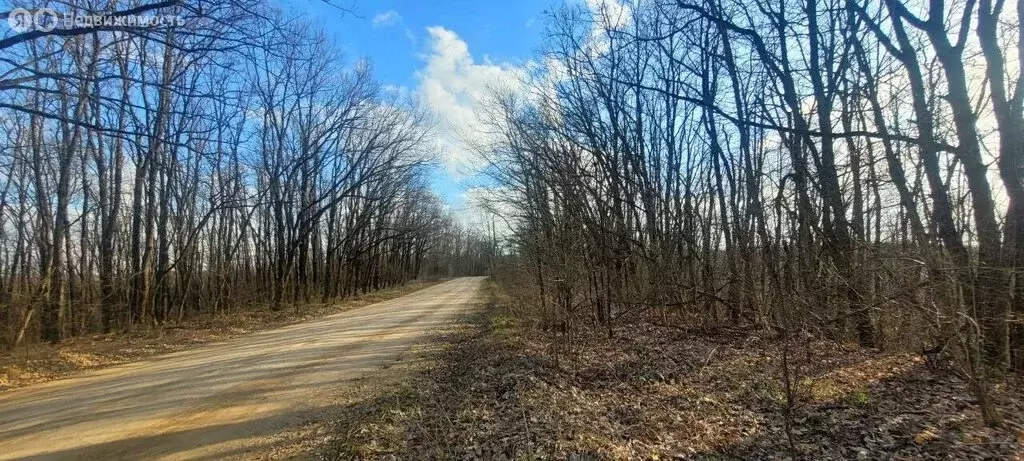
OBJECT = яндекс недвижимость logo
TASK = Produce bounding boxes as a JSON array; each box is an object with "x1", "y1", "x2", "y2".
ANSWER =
[{"x1": 7, "y1": 7, "x2": 183, "y2": 33}]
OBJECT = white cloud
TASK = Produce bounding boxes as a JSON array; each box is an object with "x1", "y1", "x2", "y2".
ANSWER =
[
  {"x1": 382, "y1": 84, "x2": 410, "y2": 99},
  {"x1": 372, "y1": 10, "x2": 401, "y2": 28},
  {"x1": 583, "y1": 0, "x2": 632, "y2": 56},
  {"x1": 585, "y1": 0, "x2": 631, "y2": 30},
  {"x1": 459, "y1": 186, "x2": 516, "y2": 238},
  {"x1": 404, "y1": 27, "x2": 418, "y2": 45},
  {"x1": 415, "y1": 26, "x2": 527, "y2": 175}
]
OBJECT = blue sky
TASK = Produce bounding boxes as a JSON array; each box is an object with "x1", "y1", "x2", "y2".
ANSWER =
[{"x1": 273, "y1": 0, "x2": 557, "y2": 210}]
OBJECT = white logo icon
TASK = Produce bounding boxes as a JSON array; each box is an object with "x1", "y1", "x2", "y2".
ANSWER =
[
  {"x1": 33, "y1": 8, "x2": 58, "y2": 32},
  {"x1": 7, "y1": 8, "x2": 33, "y2": 32},
  {"x1": 7, "y1": 8, "x2": 59, "y2": 32}
]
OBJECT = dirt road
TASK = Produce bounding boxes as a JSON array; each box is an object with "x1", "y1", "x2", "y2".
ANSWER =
[{"x1": 0, "y1": 277, "x2": 486, "y2": 460}]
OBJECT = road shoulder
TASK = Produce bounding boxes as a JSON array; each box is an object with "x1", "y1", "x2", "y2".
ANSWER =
[
  {"x1": 0, "y1": 279, "x2": 444, "y2": 392},
  {"x1": 242, "y1": 290, "x2": 487, "y2": 460},
  {"x1": 316, "y1": 281, "x2": 1024, "y2": 460}
]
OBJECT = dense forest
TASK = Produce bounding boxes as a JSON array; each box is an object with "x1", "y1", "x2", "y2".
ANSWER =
[
  {"x1": 0, "y1": 0, "x2": 490, "y2": 347},
  {"x1": 481, "y1": 0, "x2": 1023, "y2": 426}
]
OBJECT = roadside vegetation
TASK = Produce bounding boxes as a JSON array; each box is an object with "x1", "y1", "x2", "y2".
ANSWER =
[
  {"x1": 0, "y1": 278, "x2": 445, "y2": 391},
  {"x1": 322, "y1": 281, "x2": 1023, "y2": 459},
  {"x1": 468, "y1": 0, "x2": 1024, "y2": 442}
]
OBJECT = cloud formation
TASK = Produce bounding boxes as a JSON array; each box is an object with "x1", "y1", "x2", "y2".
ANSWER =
[
  {"x1": 372, "y1": 10, "x2": 401, "y2": 28},
  {"x1": 415, "y1": 26, "x2": 526, "y2": 175},
  {"x1": 583, "y1": 0, "x2": 632, "y2": 55}
]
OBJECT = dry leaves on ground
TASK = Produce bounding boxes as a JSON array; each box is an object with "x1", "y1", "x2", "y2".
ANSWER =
[{"x1": 322, "y1": 304, "x2": 1024, "y2": 460}]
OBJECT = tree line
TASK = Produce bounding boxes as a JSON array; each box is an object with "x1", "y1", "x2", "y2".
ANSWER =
[
  {"x1": 481, "y1": 0, "x2": 1022, "y2": 426},
  {"x1": 0, "y1": 0, "x2": 489, "y2": 347}
]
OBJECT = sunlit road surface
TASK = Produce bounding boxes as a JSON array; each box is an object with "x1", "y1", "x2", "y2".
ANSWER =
[{"x1": 0, "y1": 277, "x2": 486, "y2": 460}]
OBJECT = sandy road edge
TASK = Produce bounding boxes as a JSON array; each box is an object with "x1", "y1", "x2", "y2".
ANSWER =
[
  {"x1": 232, "y1": 281, "x2": 493, "y2": 460},
  {"x1": 0, "y1": 279, "x2": 449, "y2": 393}
]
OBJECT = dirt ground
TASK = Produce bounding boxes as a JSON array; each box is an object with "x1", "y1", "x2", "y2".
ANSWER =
[
  {"x1": 0, "y1": 277, "x2": 486, "y2": 461},
  {"x1": 325, "y1": 287, "x2": 1024, "y2": 460},
  {"x1": 0, "y1": 279, "x2": 443, "y2": 392}
]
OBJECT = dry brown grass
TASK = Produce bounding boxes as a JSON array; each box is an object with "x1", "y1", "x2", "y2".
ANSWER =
[{"x1": 319, "y1": 283, "x2": 1024, "y2": 460}]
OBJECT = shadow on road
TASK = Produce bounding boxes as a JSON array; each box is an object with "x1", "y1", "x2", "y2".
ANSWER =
[{"x1": 0, "y1": 277, "x2": 486, "y2": 460}]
